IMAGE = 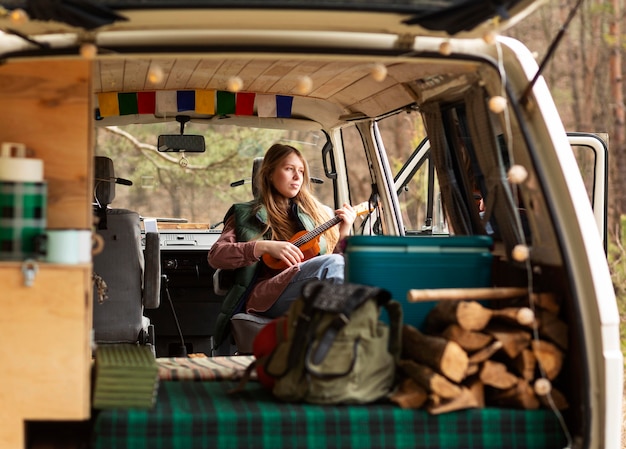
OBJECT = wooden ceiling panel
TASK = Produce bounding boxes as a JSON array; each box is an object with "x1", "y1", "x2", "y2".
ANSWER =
[
  {"x1": 246, "y1": 60, "x2": 301, "y2": 93},
  {"x1": 235, "y1": 59, "x2": 276, "y2": 91},
  {"x1": 186, "y1": 59, "x2": 224, "y2": 89},
  {"x1": 142, "y1": 59, "x2": 175, "y2": 91},
  {"x1": 163, "y1": 59, "x2": 202, "y2": 90},
  {"x1": 92, "y1": 56, "x2": 437, "y2": 123},
  {"x1": 204, "y1": 59, "x2": 251, "y2": 91},
  {"x1": 309, "y1": 61, "x2": 370, "y2": 99},
  {"x1": 122, "y1": 59, "x2": 150, "y2": 92},
  {"x1": 331, "y1": 72, "x2": 396, "y2": 106},
  {"x1": 269, "y1": 60, "x2": 329, "y2": 94},
  {"x1": 96, "y1": 59, "x2": 125, "y2": 93}
]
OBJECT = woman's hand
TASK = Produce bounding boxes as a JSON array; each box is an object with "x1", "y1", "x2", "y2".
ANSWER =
[
  {"x1": 335, "y1": 203, "x2": 357, "y2": 239},
  {"x1": 254, "y1": 240, "x2": 304, "y2": 267}
]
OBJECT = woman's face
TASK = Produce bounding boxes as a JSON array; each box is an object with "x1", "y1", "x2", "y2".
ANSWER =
[{"x1": 271, "y1": 152, "x2": 305, "y2": 199}]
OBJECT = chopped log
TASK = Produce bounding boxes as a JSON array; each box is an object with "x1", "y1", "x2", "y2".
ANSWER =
[
  {"x1": 465, "y1": 377, "x2": 486, "y2": 408},
  {"x1": 442, "y1": 324, "x2": 493, "y2": 352},
  {"x1": 531, "y1": 292, "x2": 560, "y2": 314},
  {"x1": 398, "y1": 359, "x2": 463, "y2": 399},
  {"x1": 513, "y1": 348, "x2": 537, "y2": 381},
  {"x1": 537, "y1": 386, "x2": 569, "y2": 410},
  {"x1": 427, "y1": 387, "x2": 480, "y2": 414},
  {"x1": 531, "y1": 340, "x2": 564, "y2": 380},
  {"x1": 485, "y1": 326, "x2": 532, "y2": 359},
  {"x1": 424, "y1": 300, "x2": 493, "y2": 333},
  {"x1": 402, "y1": 325, "x2": 468, "y2": 383},
  {"x1": 389, "y1": 378, "x2": 428, "y2": 409},
  {"x1": 407, "y1": 287, "x2": 528, "y2": 302},
  {"x1": 466, "y1": 363, "x2": 480, "y2": 376},
  {"x1": 479, "y1": 360, "x2": 518, "y2": 389},
  {"x1": 488, "y1": 380, "x2": 540, "y2": 409},
  {"x1": 535, "y1": 309, "x2": 569, "y2": 350},
  {"x1": 490, "y1": 307, "x2": 536, "y2": 327},
  {"x1": 468, "y1": 340, "x2": 503, "y2": 365}
]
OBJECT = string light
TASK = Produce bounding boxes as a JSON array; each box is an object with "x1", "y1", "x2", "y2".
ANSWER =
[
  {"x1": 227, "y1": 76, "x2": 244, "y2": 92},
  {"x1": 295, "y1": 75, "x2": 313, "y2": 95},
  {"x1": 439, "y1": 41, "x2": 452, "y2": 56},
  {"x1": 534, "y1": 378, "x2": 552, "y2": 396},
  {"x1": 370, "y1": 63, "x2": 388, "y2": 82},
  {"x1": 79, "y1": 43, "x2": 98, "y2": 60},
  {"x1": 488, "y1": 95, "x2": 507, "y2": 113},
  {"x1": 508, "y1": 164, "x2": 528, "y2": 184},
  {"x1": 147, "y1": 65, "x2": 164, "y2": 84},
  {"x1": 512, "y1": 244, "x2": 530, "y2": 262},
  {"x1": 9, "y1": 8, "x2": 29, "y2": 25}
]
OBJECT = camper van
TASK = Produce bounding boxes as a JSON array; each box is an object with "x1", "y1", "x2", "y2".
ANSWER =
[{"x1": 0, "y1": 1, "x2": 621, "y2": 448}]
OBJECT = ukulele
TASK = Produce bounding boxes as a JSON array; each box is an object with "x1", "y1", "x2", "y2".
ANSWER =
[{"x1": 261, "y1": 201, "x2": 373, "y2": 270}]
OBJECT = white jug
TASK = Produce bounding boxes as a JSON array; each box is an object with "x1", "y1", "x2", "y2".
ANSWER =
[{"x1": 0, "y1": 142, "x2": 44, "y2": 182}]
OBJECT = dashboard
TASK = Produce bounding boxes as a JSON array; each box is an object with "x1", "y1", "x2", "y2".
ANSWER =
[{"x1": 142, "y1": 227, "x2": 230, "y2": 356}]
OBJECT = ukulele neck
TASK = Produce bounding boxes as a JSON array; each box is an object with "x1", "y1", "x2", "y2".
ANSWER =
[{"x1": 292, "y1": 215, "x2": 342, "y2": 247}]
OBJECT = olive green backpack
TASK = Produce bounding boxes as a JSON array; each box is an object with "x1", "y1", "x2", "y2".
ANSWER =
[{"x1": 256, "y1": 280, "x2": 402, "y2": 404}]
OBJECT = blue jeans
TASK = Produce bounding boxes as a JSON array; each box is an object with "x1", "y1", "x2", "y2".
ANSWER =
[{"x1": 263, "y1": 254, "x2": 345, "y2": 317}]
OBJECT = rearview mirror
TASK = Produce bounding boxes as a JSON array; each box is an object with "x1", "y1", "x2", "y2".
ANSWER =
[{"x1": 157, "y1": 135, "x2": 206, "y2": 152}]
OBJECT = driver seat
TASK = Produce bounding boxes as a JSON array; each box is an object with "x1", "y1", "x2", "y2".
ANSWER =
[{"x1": 93, "y1": 156, "x2": 161, "y2": 347}]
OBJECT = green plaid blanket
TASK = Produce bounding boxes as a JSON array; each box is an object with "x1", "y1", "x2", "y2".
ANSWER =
[{"x1": 92, "y1": 381, "x2": 568, "y2": 449}]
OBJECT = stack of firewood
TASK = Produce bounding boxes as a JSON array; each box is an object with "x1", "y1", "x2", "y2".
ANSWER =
[{"x1": 390, "y1": 288, "x2": 569, "y2": 414}]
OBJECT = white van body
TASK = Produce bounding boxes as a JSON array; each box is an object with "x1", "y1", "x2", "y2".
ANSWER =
[{"x1": 0, "y1": 1, "x2": 621, "y2": 448}]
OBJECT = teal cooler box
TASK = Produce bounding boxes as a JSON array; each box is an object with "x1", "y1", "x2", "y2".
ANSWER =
[{"x1": 345, "y1": 235, "x2": 493, "y2": 330}]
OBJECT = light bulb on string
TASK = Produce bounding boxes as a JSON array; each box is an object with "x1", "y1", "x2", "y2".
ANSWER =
[
  {"x1": 488, "y1": 96, "x2": 507, "y2": 114},
  {"x1": 370, "y1": 63, "x2": 388, "y2": 82},
  {"x1": 147, "y1": 65, "x2": 164, "y2": 84},
  {"x1": 227, "y1": 76, "x2": 244, "y2": 92},
  {"x1": 80, "y1": 43, "x2": 98, "y2": 60},
  {"x1": 439, "y1": 41, "x2": 452, "y2": 56},
  {"x1": 512, "y1": 244, "x2": 530, "y2": 262},
  {"x1": 508, "y1": 164, "x2": 528, "y2": 184},
  {"x1": 9, "y1": 8, "x2": 29, "y2": 25},
  {"x1": 295, "y1": 75, "x2": 313, "y2": 95}
]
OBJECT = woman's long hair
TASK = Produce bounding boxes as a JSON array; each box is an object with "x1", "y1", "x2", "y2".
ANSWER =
[{"x1": 255, "y1": 143, "x2": 339, "y2": 252}]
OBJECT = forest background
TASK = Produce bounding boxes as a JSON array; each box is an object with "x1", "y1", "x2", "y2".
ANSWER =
[
  {"x1": 503, "y1": 0, "x2": 626, "y2": 357},
  {"x1": 505, "y1": 0, "x2": 626, "y2": 443}
]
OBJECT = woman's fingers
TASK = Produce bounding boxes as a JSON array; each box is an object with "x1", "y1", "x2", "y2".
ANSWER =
[{"x1": 273, "y1": 241, "x2": 304, "y2": 266}]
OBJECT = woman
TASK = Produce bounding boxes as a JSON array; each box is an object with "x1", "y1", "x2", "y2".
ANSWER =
[{"x1": 208, "y1": 143, "x2": 356, "y2": 320}]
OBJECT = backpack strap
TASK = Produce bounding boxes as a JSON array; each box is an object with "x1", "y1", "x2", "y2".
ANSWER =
[
  {"x1": 382, "y1": 299, "x2": 403, "y2": 361},
  {"x1": 308, "y1": 282, "x2": 391, "y2": 365}
]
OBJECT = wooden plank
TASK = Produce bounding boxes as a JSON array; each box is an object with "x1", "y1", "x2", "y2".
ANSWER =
[
  {"x1": 0, "y1": 59, "x2": 93, "y2": 229},
  {"x1": 123, "y1": 59, "x2": 151, "y2": 92},
  {"x1": 0, "y1": 263, "x2": 92, "y2": 448}
]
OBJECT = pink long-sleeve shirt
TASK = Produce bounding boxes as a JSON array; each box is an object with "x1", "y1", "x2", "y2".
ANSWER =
[{"x1": 208, "y1": 216, "x2": 301, "y2": 313}]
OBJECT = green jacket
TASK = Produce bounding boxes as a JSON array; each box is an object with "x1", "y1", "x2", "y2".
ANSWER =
[{"x1": 212, "y1": 200, "x2": 326, "y2": 349}]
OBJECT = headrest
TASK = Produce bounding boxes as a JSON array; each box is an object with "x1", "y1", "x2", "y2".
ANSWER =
[{"x1": 94, "y1": 156, "x2": 115, "y2": 206}]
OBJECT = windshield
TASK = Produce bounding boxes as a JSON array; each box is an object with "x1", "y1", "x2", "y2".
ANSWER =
[{"x1": 95, "y1": 123, "x2": 332, "y2": 227}]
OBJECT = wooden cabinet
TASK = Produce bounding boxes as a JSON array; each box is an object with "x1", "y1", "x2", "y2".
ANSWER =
[{"x1": 0, "y1": 60, "x2": 93, "y2": 449}]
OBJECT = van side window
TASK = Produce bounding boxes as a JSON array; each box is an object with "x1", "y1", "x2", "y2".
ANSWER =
[{"x1": 376, "y1": 110, "x2": 436, "y2": 235}]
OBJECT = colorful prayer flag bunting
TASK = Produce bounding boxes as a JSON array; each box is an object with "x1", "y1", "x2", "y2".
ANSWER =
[
  {"x1": 235, "y1": 92, "x2": 255, "y2": 116},
  {"x1": 216, "y1": 91, "x2": 236, "y2": 115},
  {"x1": 96, "y1": 90, "x2": 293, "y2": 118},
  {"x1": 137, "y1": 92, "x2": 156, "y2": 114},
  {"x1": 195, "y1": 90, "x2": 215, "y2": 115},
  {"x1": 177, "y1": 91, "x2": 195, "y2": 112}
]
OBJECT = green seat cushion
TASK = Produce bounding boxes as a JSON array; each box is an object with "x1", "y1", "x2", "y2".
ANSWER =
[{"x1": 92, "y1": 380, "x2": 568, "y2": 449}]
